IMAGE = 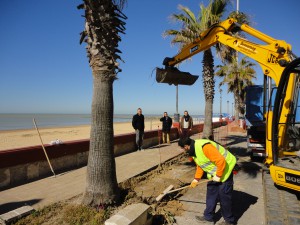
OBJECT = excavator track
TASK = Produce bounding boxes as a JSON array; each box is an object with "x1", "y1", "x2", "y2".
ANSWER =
[{"x1": 263, "y1": 171, "x2": 300, "y2": 225}]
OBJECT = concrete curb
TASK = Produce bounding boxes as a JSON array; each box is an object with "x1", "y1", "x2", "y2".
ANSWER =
[
  {"x1": 0, "y1": 206, "x2": 35, "y2": 225},
  {"x1": 105, "y1": 203, "x2": 152, "y2": 225}
]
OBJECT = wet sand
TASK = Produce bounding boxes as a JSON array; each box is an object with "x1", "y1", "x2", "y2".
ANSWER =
[{"x1": 0, "y1": 120, "x2": 162, "y2": 151}]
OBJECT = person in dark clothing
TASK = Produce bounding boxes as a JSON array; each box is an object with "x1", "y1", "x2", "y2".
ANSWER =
[
  {"x1": 132, "y1": 108, "x2": 145, "y2": 151},
  {"x1": 160, "y1": 112, "x2": 173, "y2": 144},
  {"x1": 179, "y1": 110, "x2": 193, "y2": 138}
]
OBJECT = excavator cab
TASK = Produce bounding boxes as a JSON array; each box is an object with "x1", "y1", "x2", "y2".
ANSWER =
[{"x1": 269, "y1": 58, "x2": 300, "y2": 190}]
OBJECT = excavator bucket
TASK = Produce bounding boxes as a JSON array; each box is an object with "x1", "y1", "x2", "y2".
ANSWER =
[{"x1": 156, "y1": 67, "x2": 199, "y2": 86}]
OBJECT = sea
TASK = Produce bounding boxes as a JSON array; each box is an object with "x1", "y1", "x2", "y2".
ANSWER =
[
  {"x1": 0, "y1": 113, "x2": 132, "y2": 131},
  {"x1": 0, "y1": 113, "x2": 207, "y2": 131}
]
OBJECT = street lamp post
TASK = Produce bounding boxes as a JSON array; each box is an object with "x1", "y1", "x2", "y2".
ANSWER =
[
  {"x1": 174, "y1": 85, "x2": 180, "y2": 122},
  {"x1": 176, "y1": 85, "x2": 178, "y2": 114},
  {"x1": 227, "y1": 101, "x2": 229, "y2": 115},
  {"x1": 236, "y1": 0, "x2": 239, "y2": 62},
  {"x1": 219, "y1": 87, "x2": 222, "y2": 115}
]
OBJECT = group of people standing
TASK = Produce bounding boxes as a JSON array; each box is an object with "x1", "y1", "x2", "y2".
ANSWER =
[{"x1": 131, "y1": 108, "x2": 193, "y2": 151}]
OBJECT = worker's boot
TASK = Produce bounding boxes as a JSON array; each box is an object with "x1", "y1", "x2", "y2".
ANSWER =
[{"x1": 195, "y1": 216, "x2": 214, "y2": 224}]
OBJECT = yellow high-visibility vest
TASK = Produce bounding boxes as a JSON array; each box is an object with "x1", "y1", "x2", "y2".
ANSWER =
[{"x1": 192, "y1": 139, "x2": 236, "y2": 182}]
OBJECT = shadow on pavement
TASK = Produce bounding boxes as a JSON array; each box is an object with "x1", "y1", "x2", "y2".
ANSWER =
[
  {"x1": 232, "y1": 190, "x2": 258, "y2": 222},
  {"x1": 147, "y1": 144, "x2": 172, "y2": 150},
  {"x1": 229, "y1": 146, "x2": 248, "y2": 157},
  {"x1": 238, "y1": 161, "x2": 262, "y2": 178},
  {"x1": 214, "y1": 190, "x2": 258, "y2": 223},
  {"x1": 226, "y1": 135, "x2": 247, "y2": 147},
  {"x1": 0, "y1": 199, "x2": 42, "y2": 214}
]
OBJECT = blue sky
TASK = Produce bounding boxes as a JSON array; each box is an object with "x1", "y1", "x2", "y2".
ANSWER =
[{"x1": 1, "y1": 0, "x2": 300, "y2": 116}]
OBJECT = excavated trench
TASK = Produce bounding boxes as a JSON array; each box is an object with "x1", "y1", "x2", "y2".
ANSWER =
[{"x1": 118, "y1": 153, "x2": 200, "y2": 224}]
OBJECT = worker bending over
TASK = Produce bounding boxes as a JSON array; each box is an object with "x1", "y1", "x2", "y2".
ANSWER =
[{"x1": 178, "y1": 137, "x2": 237, "y2": 225}]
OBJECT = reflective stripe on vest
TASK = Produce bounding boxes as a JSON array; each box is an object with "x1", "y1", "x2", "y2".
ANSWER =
[
  {"x1": 192, "y1": 139, "x2": 236, "y2": 182},
  {"x1": 197, "y1": 146, "x2": 228, "y2": 173}
]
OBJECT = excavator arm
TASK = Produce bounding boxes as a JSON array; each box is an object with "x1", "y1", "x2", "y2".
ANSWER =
[{"x1": 161, "y1": 18, "x2": 292, "y2": 86}]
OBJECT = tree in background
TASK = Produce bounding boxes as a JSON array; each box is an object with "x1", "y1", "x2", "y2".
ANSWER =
[
  {"x1": 78, "y1": 0, "x2": 127, "y2": 207},
  {"x1": 163, "y1": 0, "x2": 229, "y2": 140},
  {"x1": 216, "y1": 56, "x2": 256, "y2": 120},
  {"x1": 215, "y1": 11, "x2": 253, "y2": 120}
]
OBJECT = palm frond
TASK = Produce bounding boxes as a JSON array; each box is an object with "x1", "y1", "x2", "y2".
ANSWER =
[
  {"x1": 112, "y1": 0, "x2": 127, "y2": 10},
  {"x1": 178, "y1": 5, "x2": 198, "y2": 24},
  {"x1": 211, "y1": 0, "x2": 229, "y2": 20}
]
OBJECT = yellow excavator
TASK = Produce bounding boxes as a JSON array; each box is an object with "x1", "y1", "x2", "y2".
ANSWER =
[{"x1": 157, "y1": 18, "x2": 300, "y2": 223}]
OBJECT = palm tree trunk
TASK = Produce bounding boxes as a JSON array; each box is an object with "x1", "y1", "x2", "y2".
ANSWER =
[
  {"x1": 202, "y1": 49, "x2": 215, "y2": 140},
  {"x1": 234, "y1": 93, "x2": 239, "y2": 123},
  {"x1": 203, "y1": 98, "x2": 214, "y2": 139},
  {"x1": 82, "y1": 76, "x2": 119, "y2": 206}
]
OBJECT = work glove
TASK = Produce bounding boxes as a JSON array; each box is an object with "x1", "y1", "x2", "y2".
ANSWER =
[
  {"x1": 212, "y1": 176, "x2": 221, "y2": 182},
  {"x1": 190, "y1": 179, "x2": 199, "y2": 188}
]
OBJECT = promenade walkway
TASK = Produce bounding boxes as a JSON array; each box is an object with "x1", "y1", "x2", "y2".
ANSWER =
[{"x1": 0, "y1": 138, "x2": 184, "y2": 214}]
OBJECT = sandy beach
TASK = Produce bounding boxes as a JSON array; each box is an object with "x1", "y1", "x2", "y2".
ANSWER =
[{"x1": 0, "y1": 120, "x2": 163, "y2": 151}]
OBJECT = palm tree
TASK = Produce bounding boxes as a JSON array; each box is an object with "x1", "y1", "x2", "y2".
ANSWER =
[
  {"x1": 78, "y1": 0, "x2": 127, "y2": 207},
  {"x1": 216, "y1": 56, "x2": 256, "y2": 120},
  {"x1": 164, "y1": 0, "x2": 229, "y2": 140}
]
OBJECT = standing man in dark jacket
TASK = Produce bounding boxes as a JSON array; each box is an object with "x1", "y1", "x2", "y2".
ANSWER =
[
  {"x1": 160, "y1": 112, "x2": 173, "y2": 144},
  {"x1": 132, "y1": 108, "x2": 145, "y2": 151}
]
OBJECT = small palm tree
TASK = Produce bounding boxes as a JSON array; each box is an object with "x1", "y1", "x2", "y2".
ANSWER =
[
  {"x1": 164, "y1": 0, "x2": 229, "y2": 140},
  {"x1": 78, "y1": 0, "x2": 127, "y2": 207},
  {"x1": 216, "y1": 56, "x2": 256, "y2": 120}
]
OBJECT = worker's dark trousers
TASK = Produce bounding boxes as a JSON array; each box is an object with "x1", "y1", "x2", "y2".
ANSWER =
[{"x1": 204, "y1": 173, "x2": 235, "y2": 223}]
